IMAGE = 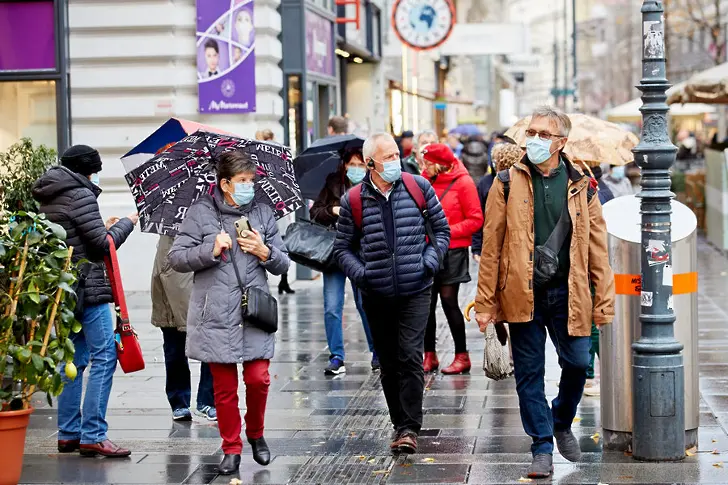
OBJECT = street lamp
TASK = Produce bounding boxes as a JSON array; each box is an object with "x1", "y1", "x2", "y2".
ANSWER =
[{"x1": 632, "y1": 0, "x2": 685, "y2": 461}]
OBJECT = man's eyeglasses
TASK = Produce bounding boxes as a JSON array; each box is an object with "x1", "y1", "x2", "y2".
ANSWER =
[{"x1": 525, "y1": 129, "x2": 564, "y2": 140}]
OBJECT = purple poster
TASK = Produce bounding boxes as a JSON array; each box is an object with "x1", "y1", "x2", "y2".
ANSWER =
[
  {"x1": 197, "y1": 0, "x2": 256, "y2": 113},
  {"x1": 0, "y1": 1, "x2": 56, "y2": 71},
  {"x1": 305, "y1": 11, "x2": 334, "y2": 77}
]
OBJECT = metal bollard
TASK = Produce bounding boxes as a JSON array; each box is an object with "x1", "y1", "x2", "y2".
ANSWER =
[{"x1": 601, "y1": 195, "x2": 699, "y2": 452}]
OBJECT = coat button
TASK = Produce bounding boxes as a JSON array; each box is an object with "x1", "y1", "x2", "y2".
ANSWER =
[{"x1": 239, "y1": 324, "x2": 243, "y2": 328}]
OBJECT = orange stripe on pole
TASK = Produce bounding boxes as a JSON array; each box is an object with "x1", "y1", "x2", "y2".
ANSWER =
[{"x1": 614, "y1": 273, "x2": 698, "y2": 296}]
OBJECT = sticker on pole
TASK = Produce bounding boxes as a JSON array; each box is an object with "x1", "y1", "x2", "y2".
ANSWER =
[
  {"x1": 643, "y1": 19, "x2": 665, "y2": 59},
  {"x1": 641, "y1": 291, "x2": 653, "y2": 307}
]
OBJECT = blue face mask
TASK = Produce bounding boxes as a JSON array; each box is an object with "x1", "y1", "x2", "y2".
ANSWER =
[
  {"x1": 89, "y1": 174, "x2": 100, "y2": 186},
  {"x1": 346, "y1": 166, "x2": 366, "y2": 184},
  {"x1": 231, "y1": 182, "x2": 255, "y2": 206},
  {"x1": 525, "y1": 136, "x2": 554, "y2": 165},
  {"x1": 379, "y1": 159, "x2": 402, "y2": 183},
  {"x1": 611, "y1": 166, "x2": 626, "y2": 180}
]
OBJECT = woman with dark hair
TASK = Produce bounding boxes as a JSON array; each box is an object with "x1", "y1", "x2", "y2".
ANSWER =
[
  {"x1": 310, "y1": 148, "x2": 377, "y2": 374},
  {"x1": 168, "y1": 150, "x2": 289, "y2": 475}
]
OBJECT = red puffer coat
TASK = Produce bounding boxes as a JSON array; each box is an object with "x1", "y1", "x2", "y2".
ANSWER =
[{"x1": 429, "y1": 160, "x2": 483, "y2": 249}]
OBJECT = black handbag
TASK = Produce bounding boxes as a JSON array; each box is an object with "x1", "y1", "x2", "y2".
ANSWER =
[
  {"x1": 215, "y1": 204, "x2": 279, "y2": 334},
  {"x1": 283, "y1": 220, "x2": 337, "y2": 272},
  {"x1": 533, "y1": 201, "x2": 571, "y2": 288}
]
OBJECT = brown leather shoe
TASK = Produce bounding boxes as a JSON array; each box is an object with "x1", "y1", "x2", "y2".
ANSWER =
[
  {"x1": 392, "y1": 431, "x2": 418, "y2": 454},
  {"x1": 58, "y1": 439, "x2": 80, "y2": 453},
  {"x1": 80, "y1": 439, "x2": 131, "y2": 458}
]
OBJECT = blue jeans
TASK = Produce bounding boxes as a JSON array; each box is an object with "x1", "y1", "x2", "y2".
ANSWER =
[
  {"x1": 509, "y1": 284, "x2": 591, "y2": 456},
  {"x1": 161, "y1": 327, "x2": 214, "y2": 410},
  {"x1": 323, "y1": 269, "x2": 374, "y2": 360},
  {"x1": 58, "y1": 304, "x2": 118, "y2": 444}
]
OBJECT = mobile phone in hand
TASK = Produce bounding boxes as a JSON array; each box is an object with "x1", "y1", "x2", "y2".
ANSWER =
[{"x1": 234, "y1": 216, "x2": 253, "y2": 238}]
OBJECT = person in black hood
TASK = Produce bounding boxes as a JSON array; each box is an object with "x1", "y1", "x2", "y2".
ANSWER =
[
  {"x1": 32, "y1": 144, "x2": 138, "y2": 458},
  {"x1": 460, "y1": 135, "x2": 490, "y2": 182}
]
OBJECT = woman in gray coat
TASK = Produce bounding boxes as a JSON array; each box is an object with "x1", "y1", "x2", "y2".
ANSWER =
[{"x1": 168, "y1": 150, "x2": 289, "y2": 475}]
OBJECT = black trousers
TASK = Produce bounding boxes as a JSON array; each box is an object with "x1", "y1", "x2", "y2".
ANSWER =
[{"x1": 362, "y1": 288, "x2": 432, "y2": 434}]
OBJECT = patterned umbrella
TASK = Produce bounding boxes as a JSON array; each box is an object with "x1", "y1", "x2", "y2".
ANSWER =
[
  {"x1": 125, "y1": 131, "x2": 302, "y2": 236},
  {"x1": 505, "y1": 114, "x2": 640, "y2": 166}
]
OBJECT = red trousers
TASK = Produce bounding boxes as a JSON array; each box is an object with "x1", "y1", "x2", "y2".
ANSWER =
[{"x1": 208, "y1": 360, "x2": 270, "y2": 454}]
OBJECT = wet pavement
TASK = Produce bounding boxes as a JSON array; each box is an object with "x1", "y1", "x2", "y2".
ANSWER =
[{"x1": 20, "y1": 240, "x2": 728, "y2": 484}]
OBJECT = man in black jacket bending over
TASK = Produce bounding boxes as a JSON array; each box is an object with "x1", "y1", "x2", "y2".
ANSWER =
[
  {"x1": 334, "y1": 133, "x2": 450, "y2": 454},
  {"x1": 33, "y1": 145, "x2": 138, "y2": 457}
]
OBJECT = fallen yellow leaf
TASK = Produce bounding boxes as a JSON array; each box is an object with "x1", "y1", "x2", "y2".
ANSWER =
[
  {"x1": 713, "y1": 449, "x2": 721, "y2": 455},
  {"x1": 591, "y1": 432, "x2": 601, "y2": 444},
  {"x1": 372, "y1": 470, "x2": 390, "y2": 475},
  {"x1": 357, "y1": 455, "x2": 366, "y2": 460},
  {"x1": 713, "y1": 439, "x2": 719, "y2": 443},
  {"x1": 686, "y1": 446, "x2": 697, "y2": 457},
  {"x1": 517, "y1": 478, "x2": 533, "y2": 483},
  {"x1": 422, "y1": 458, "x2": 436, "y2": 463},
  {"x1": 713, "y1": 462, "x2": 724, "y2": 468},
  {"x1": 368, "y1": 458, "x2": 376, "y2": 464},
  {"x1": 229, "y1": 479, "x2": 242, "y2": 485},
  {"x1": 573, "y1": 417, "x2": 582, "y2": 423}
]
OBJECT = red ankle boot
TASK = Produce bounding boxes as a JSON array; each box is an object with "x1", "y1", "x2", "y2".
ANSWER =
[
  {"x1": 441, "y1": 352, "x2": 471, "y2": 375},
  {"x1": 423, "y1": 352, "x2": 439, "y2": 373}
]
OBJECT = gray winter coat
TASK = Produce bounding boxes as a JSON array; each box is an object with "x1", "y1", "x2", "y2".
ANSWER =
[{"x1": 168, "y1": 191, "x2": 290, "y2": 364}]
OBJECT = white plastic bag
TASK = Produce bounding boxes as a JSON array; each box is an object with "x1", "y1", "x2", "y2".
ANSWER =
[{"x1": 483, "y1": 323, "x2": 513, "y2": 381}]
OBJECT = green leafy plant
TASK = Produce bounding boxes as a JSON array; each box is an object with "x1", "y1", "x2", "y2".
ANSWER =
[
  {"x1": 0, "y1": 211, "x2": 80, "y2": 411},
  {"x1": 0, "y1": 139, "x2": 57, "y2": 212}
]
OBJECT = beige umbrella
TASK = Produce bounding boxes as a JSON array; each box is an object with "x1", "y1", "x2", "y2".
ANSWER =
[
  {"x1": 505, "y1": 113, "x2": 639, "y2": 166},
  {"x1": 667, "y1": 62, "x2": 728, "y2": 105}
]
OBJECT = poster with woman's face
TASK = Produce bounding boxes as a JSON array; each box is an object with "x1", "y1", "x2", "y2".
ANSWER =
[{"x1": 196, "y1": 0, "x2": 255, "y2": 113}]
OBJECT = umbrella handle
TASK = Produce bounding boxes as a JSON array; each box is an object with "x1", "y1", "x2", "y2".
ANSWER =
[{"x1": 463, "y1": 301, "x2": 475, "y2": 322}]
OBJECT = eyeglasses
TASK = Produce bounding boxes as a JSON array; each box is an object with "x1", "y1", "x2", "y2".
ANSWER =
[{"x1": 525, "y1": 129, "x2": 564, "y2": 140}]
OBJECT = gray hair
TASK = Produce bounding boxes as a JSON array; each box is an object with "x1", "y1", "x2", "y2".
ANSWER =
[
  {"x1": 414, "y1": 130, "x2": 438, "y2": 152},
  {"x1": 531, "y1": 106, "x2": 572, "y2": 136},
  {"x1": 362, "y1": 132, "x2": 395, "y2": 160}
]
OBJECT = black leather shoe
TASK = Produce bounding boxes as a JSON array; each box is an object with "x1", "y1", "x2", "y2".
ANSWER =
[
  {"x1": 218, "y1": 454, "x2": 241, "y2": 475},
  {"x1": 248, "y1": 437, "x2": 271, "y2": 466}
]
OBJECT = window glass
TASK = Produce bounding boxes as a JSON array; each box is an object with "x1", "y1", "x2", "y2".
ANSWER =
[
  {"x1": 287, "y1": 75, "x2": 303, "y2": 156},
  {"x1": 0, "y1": 81, "x2": 57, "y2": 152}
]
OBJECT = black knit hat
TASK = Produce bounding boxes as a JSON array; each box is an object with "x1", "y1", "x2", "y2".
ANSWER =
[{"x1": 61, "y1": 145, "x2": 102, "y2": 176}]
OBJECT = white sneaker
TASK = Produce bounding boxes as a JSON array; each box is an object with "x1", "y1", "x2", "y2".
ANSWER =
[{"x1": 583, "y1": 379, "x2": 600, "y2": 397}]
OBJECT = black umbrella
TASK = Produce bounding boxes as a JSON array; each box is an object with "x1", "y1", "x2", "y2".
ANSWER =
[
  {"x1": 125, "y1": 131, "x2": 303, "y2": 236},
  {"x1": 294, "y1": 134, "x2": 364, "y2": 200}
]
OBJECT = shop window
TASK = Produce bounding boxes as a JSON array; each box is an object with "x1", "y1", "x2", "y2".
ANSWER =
[
  {"x1": 309, "y1": 0, "x2": 334, "y2": 14},
  {"x1": 287, "y1": 75, "x2": 304, "y2": 156},
  {"x1": 369, "y1": 7, "x2": 381, "y2": 57},
  {"x1": 0, "y1": 81, "x2": 57, "y2": 153},
  {"x1": 307, "y1": 81, "x2": 315, "y2": 144}
]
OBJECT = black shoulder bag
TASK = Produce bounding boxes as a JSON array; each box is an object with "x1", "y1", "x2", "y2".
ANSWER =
[{"x1": 214, "y1": 204, "x2": 279, "y2": 334}]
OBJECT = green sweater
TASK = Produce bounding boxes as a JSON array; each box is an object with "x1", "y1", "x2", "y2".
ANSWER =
[{"x1": 530, "y1": 162, "x2": 571, "y2": 283}]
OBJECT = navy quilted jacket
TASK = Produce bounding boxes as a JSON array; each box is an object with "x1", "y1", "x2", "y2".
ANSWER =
[{"x1": 334, "y1": 173, "x2": 451, "y2": 297}]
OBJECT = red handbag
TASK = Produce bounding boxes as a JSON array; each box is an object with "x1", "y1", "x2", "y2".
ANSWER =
[{"x1": 104, "y1": 235, "x2": 145, "y2": 373}]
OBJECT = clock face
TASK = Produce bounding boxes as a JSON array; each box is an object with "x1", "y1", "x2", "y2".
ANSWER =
[{"x1": 392, "y1": 0, "x2": 455, "y2": 51}]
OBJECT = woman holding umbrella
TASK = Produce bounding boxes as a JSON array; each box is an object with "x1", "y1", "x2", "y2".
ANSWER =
[
  {"x1": 310, "y1": 147, "x2": 378, "y2": 374},
  {"x1": 168, "y1": 150, "x2": 290, "y2": 475}
]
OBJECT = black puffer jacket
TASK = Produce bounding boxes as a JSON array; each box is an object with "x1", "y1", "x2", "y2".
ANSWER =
[{"x1": 32, "y1": 166, "x2": 135, "y2": 306}]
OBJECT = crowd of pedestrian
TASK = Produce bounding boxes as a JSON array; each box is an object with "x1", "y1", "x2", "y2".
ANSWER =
[{"x1": 31, "y1": 105, "x2": 624, "y2": 479}]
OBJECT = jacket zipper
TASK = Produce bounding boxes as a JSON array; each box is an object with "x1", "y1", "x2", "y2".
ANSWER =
[{"x1": 362, "y1": 182, "x2": 399, "y2": 294}]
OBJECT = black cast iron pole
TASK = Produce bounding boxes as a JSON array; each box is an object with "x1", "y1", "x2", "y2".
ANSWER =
[{"x1": 632, "y1": 0, "x2": 685, "y2": 462}]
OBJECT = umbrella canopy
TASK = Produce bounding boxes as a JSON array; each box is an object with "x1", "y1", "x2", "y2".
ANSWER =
[
  {"x1": 667, "y1": 62, "x2": 728, "y2": 105},
  {"x1": 505, "y1": 113, "x2": 639, "y2": 166},
  {"x1": 294, "y1": 135, "x2": 364, "y2": 200},
  {"x1": 449, "y1": 124, "x2": 481, "y2": 137},
  {"x1": 125, "y1": 131, "x2": 302, "y2": 236},
  {"x1": 121, "y1": 118, "x2": 234, "y2": 172},
  {"x1": 609, "y1": 86, "x2": 715, "y2": 122}
]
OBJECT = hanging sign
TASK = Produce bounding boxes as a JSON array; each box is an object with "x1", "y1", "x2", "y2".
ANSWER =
[
  {"x1": 391, "y1": 0, "x2": 455, "y2": 51},
  {"x1": 197, "y1": 0, "x2": 256, "y2": 114}
]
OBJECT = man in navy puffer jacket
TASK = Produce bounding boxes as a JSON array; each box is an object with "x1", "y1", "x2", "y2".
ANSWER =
[{"x1": 335, "y1": 133, "x2": 450, "y2": 454}]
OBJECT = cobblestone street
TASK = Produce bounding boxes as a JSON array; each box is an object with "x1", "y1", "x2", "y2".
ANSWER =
[{"x1": 18, "y1": 240, "x2": 728, "y2": 484}]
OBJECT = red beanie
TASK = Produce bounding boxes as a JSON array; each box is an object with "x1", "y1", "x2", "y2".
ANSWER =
[{"x1": 422, "y1": 143, "x2": 456, "y2": 167}]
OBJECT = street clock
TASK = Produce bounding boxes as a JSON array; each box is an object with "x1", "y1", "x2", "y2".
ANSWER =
[{"x1": 391, "y1": 0, "x2": 455, "y2": 51}]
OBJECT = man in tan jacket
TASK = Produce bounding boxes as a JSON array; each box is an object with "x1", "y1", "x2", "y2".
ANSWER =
[{"x1": 474, "y1": 106, "x2": 615, "y2": 478}]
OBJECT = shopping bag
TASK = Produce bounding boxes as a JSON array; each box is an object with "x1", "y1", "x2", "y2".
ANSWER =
[{"x1": 104, "y1": 235, "x2": 145, "y2": 373}]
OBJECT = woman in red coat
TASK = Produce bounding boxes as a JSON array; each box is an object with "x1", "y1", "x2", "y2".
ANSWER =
[{"x1": 421, "y1": 144, "x2": 484, "y2": 374}]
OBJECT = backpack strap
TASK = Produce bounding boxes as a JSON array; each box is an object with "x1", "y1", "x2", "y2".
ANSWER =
[
  {"x1": 439, "y1": 177, "x2": 460, "y2": 202},
  {"x1": 496, "y1": 169, "x2": 511, "y2": 203},
  {"x1": 587, "y1": 185, "x2": 596, "y2": 204},
  {"x1": 401, "y1": 173, "x2": 426, "y2": 211},
  {"x1": 350, "y1": 184, "x2": 364, "y2": 230}
]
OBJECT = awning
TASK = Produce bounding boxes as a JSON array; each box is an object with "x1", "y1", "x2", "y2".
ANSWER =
[
  {"x1": 667, "y1": 62, "x2": 728, "y2": 105},
  {"x1": 606, "y1": 86, "x2": 715, "y2": 122}
]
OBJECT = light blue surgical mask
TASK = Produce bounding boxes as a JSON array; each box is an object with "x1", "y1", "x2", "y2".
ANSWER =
[
  {"x1": 379, "y1": 159, "x2": 402, "y2": 183},
  {"x1": 525, "y1": 136, "x2": 553, "y2": 165},
  {"x1": 231, "y1": 182, "x2": 255, "y2": 206},
  {"x1": 611, "y1": 166, "x2": 625, "y2": 180},
  {"x1": 89, "y1": 174, "x2": 100, "y2": 186},
  {"x1": 346, "y1": 166, "x2": 366, "y2": 184}
]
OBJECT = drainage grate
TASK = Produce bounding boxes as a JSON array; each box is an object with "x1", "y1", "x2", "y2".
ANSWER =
[{"x1": 290, "y1": 455, "x2": 395, "y2": 485}]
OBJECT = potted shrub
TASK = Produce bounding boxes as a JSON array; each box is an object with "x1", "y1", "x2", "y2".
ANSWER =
[{"x1": 0, "y1": 211, "x2": 80, "y2": 485}]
